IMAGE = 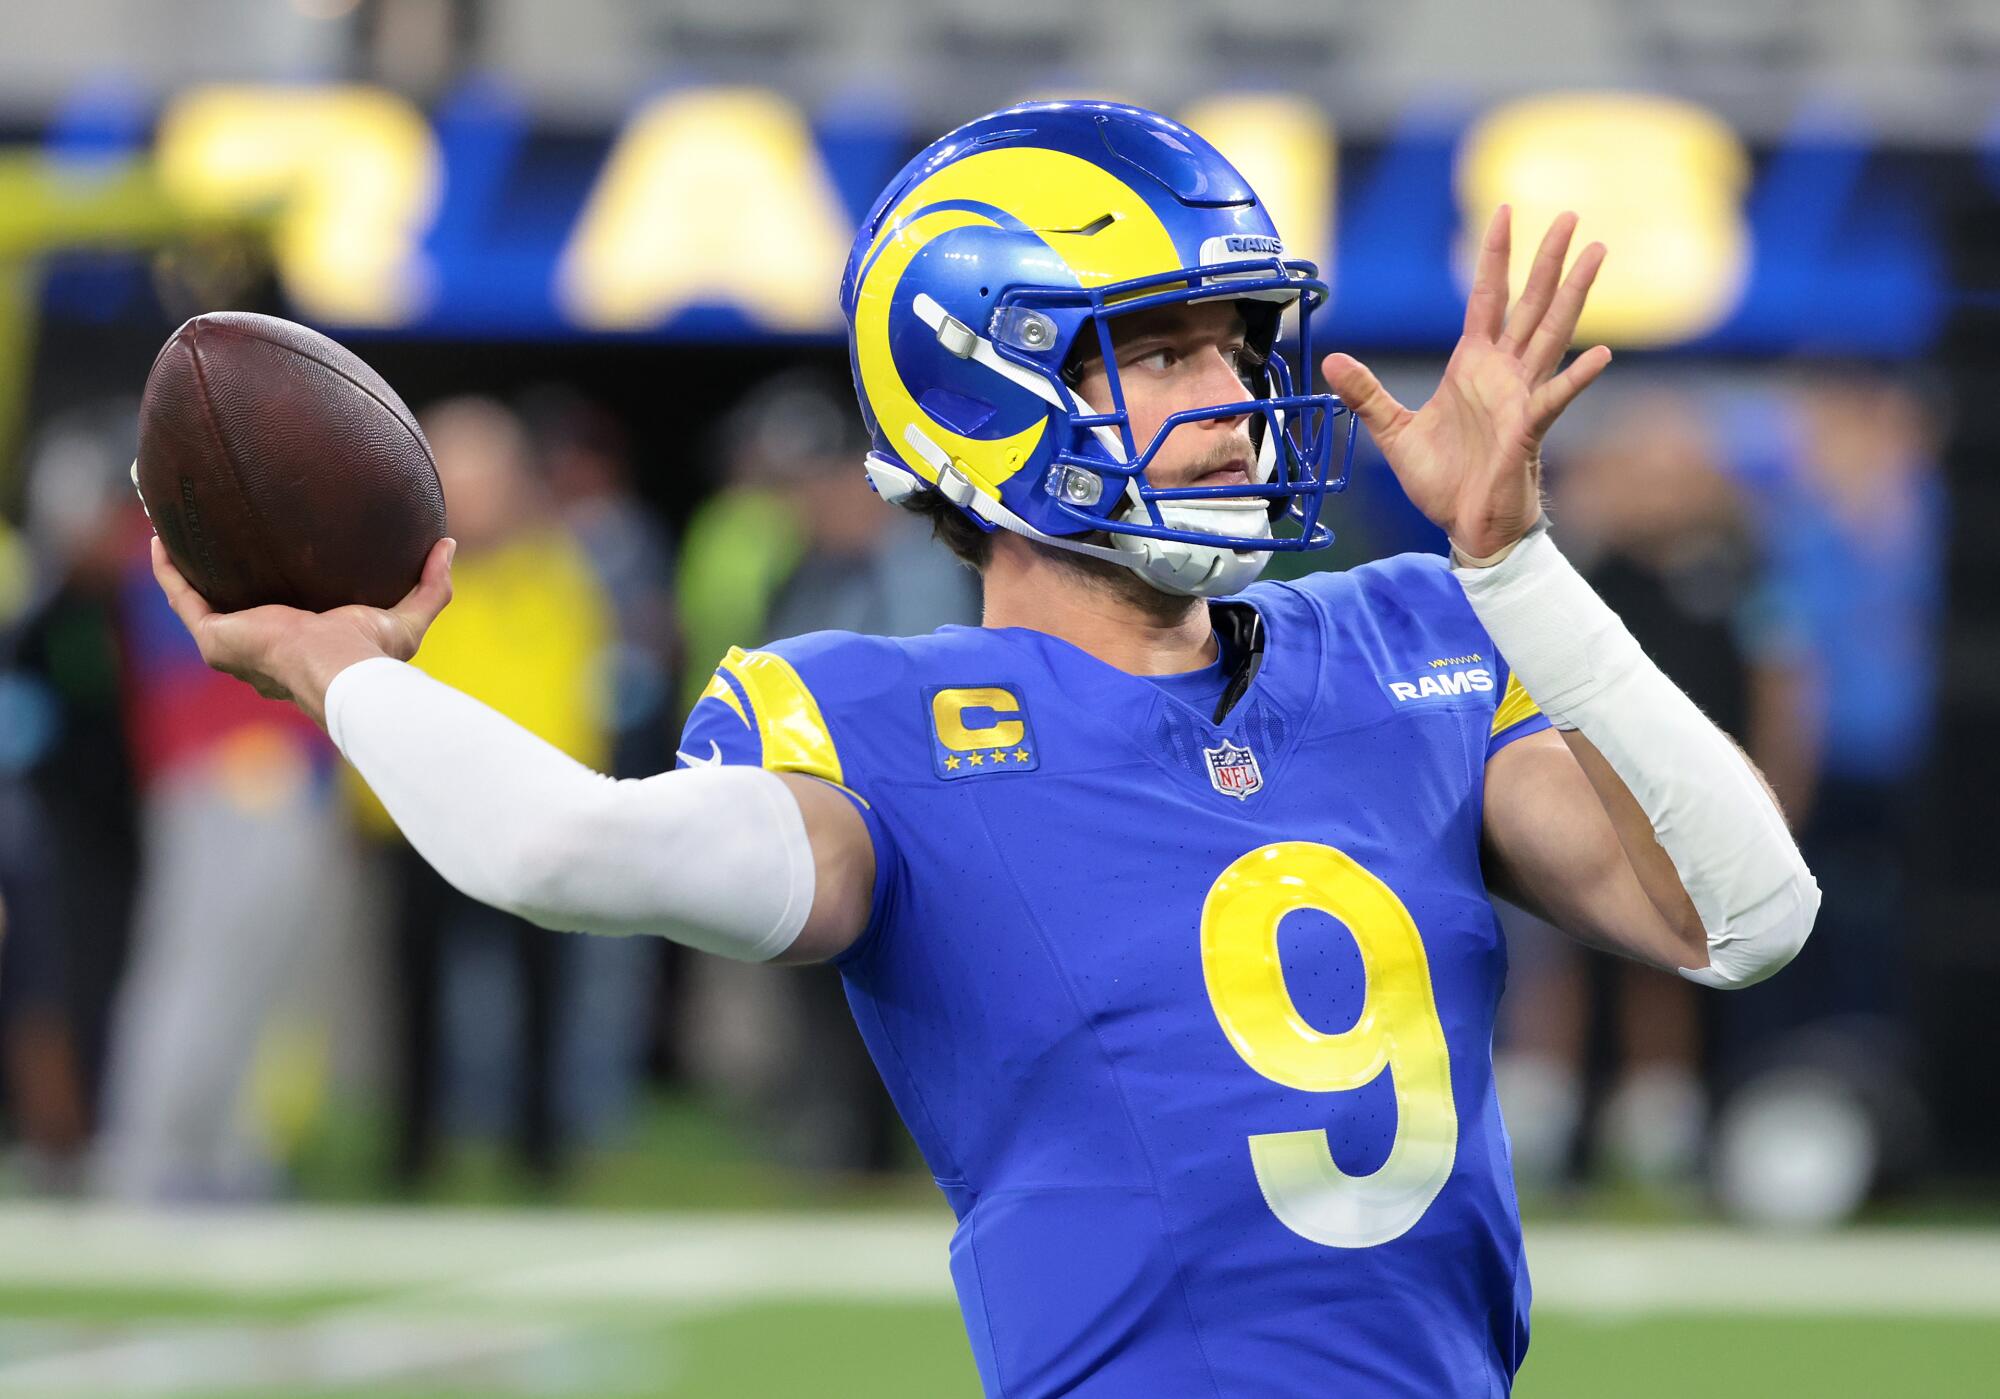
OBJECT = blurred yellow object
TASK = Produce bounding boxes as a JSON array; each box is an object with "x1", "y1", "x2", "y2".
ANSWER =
[
  {"x1": 348, "y1": 526, "x2": 613, "y2": 838},
  {"x1": 0, "y1": 515, "x2": 29, "y2": 628},
  {"x1": 559, "y1": 87, "x2": 850, "y2": 332},
  {"x1": 248, "y1": 1014, "x2": 333, "y2": 1160},
  {"x1": 675, "y1": 487, "x2": 805, "y2": 717},
  {"x1": 1457, "y1": 93, "x2": 1752, "y2": 347},
  {"x1": 154, "y1": 85, "x2": 442, "y2": 325},
  {"x1": 0, "y1": 149, "x2": 264, "y2": 496}
]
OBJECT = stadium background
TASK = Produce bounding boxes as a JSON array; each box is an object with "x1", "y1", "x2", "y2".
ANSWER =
[{"x1": 2, "y1": 0, "x2": 1998, "y2": 1394}]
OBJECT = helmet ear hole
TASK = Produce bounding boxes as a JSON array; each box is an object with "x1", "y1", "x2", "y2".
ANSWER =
[{"x1": 1241, "y1": 300, "x2": 1282, "y2": 357}]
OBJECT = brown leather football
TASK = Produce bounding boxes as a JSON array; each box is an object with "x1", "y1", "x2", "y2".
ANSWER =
[{"x1": 135, "y1": 312, "x2": 446, "y2": 614}]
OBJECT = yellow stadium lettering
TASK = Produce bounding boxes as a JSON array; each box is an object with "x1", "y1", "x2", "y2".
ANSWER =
[
  {"x1": 1201, "y1": 841, "x2": 1457, "y2": 1248},
  {"x1": 153, "y1": 85, "x2": 441, "y2": 325},
  {"x1": 931, "y1": 687, "x2": 1025, "y2": 752},
  {"x1": 1457, "y1": 93, "x2": 1751, "y2": 347},
  {"x1": 559, "y1": 87, "x2": 849, "y2": 332}
]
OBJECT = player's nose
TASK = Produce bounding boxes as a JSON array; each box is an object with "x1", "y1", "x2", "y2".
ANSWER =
[{"x1": 1187, "y1": 346, "x2": 1252, "y2": 425}]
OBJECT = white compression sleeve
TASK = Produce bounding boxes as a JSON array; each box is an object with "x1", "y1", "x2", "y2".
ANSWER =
[
  {"x1": 324, "y1": 657, "x2": 814, "y2": 961},
  {"x1": 1454, "y1": 528, "x2": 1820, "y2": 989}
]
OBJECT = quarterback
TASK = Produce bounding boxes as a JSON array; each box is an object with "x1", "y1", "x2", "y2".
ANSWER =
[{"x1": 155, "y1": 103, "x2": 1818, "y2": 1395}]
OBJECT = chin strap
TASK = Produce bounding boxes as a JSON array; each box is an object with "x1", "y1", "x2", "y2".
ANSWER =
[{"x1": 888, "y1": 429, "x2": 1270, "y2": 597}]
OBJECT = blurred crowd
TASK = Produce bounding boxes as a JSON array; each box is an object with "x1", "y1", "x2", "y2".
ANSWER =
[
  {"x1": 0, "y1": 363, "x2": 1942, "y2": 1225},
  {"x1": 1495, "y1": 371, "x2": 1943, "y2": 1223},
  {"x1": 0, "y1": 366, "x2": 977, "y2": 1202}
]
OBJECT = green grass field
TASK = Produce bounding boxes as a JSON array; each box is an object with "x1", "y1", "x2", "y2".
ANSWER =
[
  {"x1": 3, "y1": 1204, "x2": 1998, "y2": 1398},
  {"x1": 9, "y1": 1295, "x2": 2000, "y2": 1398},
  {"x1": 3, "y1": 1094, "x2": 1989, "y2": 1396}
]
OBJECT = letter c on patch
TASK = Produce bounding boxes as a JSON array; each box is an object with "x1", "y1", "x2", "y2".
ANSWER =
[{"x1": 932, "y1": 687, "x2": 1025, "y2": 751}]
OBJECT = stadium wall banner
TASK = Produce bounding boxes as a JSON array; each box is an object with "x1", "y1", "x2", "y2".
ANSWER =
[{"x1": 16, "y1": 81, "x2": 1969, "y2": 354}]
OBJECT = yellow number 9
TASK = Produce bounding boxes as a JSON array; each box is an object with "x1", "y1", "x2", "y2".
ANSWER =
[{"x1": 1201, "y1": 841, "x2": 1457, "y2": 1248}]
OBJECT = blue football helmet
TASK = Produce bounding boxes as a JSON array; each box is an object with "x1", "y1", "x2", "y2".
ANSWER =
[{"x1": 840, "y1": 99, "x2": 1356, "y2": 596}]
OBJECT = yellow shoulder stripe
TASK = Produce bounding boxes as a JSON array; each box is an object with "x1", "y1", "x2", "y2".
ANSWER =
[
  {"x1": 1490, "y1": 672, "x2": 1541, "y2": 737},
  {"x1": 697, "y1": 671, "x2": 751, "y2": 729},
  {"x1": 717, "y1": 646, "x2": 843, "y2": 786}
]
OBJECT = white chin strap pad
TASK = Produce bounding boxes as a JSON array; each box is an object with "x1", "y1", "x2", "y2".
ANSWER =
[
  {"x1": 1110, "y1": 502, "x2": 1274, "y2": 597},
  {"x1": 897, "y1": 421, "x2": 1272, "y2": 598}
]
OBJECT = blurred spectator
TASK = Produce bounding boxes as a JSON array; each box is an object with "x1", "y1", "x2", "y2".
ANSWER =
[
  {"x1": 3, "y1": 406, "x2": 151, "y2": 1191},
  {"x1": 1732, "y1": 375, "x2": 1943, "y2": 1040},
  {"x1": 1495, "y1": 391, "x2": 1785, "y2": 1192},
  {"x1": 359, "y1": 396, "x2": 614, "y2": 1189},
  {"x1": 0, "y1": 501, "x2": 82, "y2": 1189},
  {"x1": 0, "y1": 753, "x2": 76, "y2": 1192},
  {"x1": 674, "y1": 371, "x2": 832, "y2": 716},
  {"x1": 524, "y1": 387, "x2": 677, "y2": 1151},
  {"x1": 1696, "y1": 375, "x2": 1946, "y2": 1223},
  {"x1": 527, "y1": 387, "x2": 680, "y2": 781},
  {"x1": 78, "y1": 412, "x2": 353, "y2": 1202},
  {"x1": 681, "y1": 370, "x2": 978, "y2": 1175}
]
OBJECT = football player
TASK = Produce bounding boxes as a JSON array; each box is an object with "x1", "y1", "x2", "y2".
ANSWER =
[{"x1": 154, "y1": 102, "x2": 1818, "y2": 1396}]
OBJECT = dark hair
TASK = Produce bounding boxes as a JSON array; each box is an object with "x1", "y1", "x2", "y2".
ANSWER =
[{"x1": 900, "y1": 487, "x2": 993, "y2": 570}]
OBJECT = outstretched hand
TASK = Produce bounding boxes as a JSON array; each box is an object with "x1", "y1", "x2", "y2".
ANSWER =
[
  {"x1": 1321, "y1": 206, "x2": 1612, "y2": 560},
  {"x1": 151, "y1": 535, "x2": 456, "y2": 728}
]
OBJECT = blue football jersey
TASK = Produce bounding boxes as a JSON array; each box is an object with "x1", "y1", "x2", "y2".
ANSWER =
[{"x1": 679, "y1": 553, "x2": 1552, "y2": 1398}]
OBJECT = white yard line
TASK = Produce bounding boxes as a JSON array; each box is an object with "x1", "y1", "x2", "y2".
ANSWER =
[
  {"x1": 0, "y1": 1317, "x2": 581, "y2": 1395},
  {"x1": 0, "y1": 1203, "x2": 1997, "y2": 1319},
  {"x1": 0, "y1": 1208, "x2": 1997, "y2": 1395}
]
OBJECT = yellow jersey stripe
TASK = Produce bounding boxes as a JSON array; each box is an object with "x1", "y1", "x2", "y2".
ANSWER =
[
  {"x1": 697, "y1": 671, "x2": 751, "y2": 729},
  {"x1": 1489, "y1": 672, "x2": 1542, "y2": 737},
  {"x1": 717, "y1": 646, "x2": 844, "y2": 786}
]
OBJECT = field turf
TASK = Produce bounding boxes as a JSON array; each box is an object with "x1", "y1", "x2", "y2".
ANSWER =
[{"x1": 1, "y1": 1205, "x2": 1996, "y2": 1397}]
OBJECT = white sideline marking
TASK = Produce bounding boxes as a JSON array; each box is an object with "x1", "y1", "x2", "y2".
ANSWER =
[
  {"x1": 0, "y1": 1317, "x2": 580, "y2": 1395},
  {"x1": 0, "y1": 1204, "x2": 1996, "y2": 1319},
  {"x1": 0, "y1": 1208, "x2": 1998, "y2": 1393}
]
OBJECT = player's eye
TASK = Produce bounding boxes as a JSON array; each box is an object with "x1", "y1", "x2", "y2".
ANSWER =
[
  {"x1": 1221, "y1": 346, "x2": 1268, "y2": 393},
  {"x1": 1128, "y1": 346, "x2": 1178, "y2": 373},
  {"x1": 1222, "y1": 344, "x2": 1266, "y2": 377}
]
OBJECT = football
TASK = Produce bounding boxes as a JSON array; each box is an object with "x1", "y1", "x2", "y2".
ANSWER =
[{"x1": 134, "y1": 311, "x2": 446, "y2": 614}]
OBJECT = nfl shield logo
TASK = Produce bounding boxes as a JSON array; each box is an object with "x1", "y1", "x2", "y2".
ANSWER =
[{"x1": 1203, "y1": 740, "x2": 1263, "y2": 800}]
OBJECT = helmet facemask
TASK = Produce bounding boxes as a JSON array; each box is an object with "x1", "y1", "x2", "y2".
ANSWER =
[
  {"x1": 843, "y1": 102, "x2": 1360, "y2": 597},
  {"x1": 988, "y1": 256, "x2": 1357, "y2": 595}
]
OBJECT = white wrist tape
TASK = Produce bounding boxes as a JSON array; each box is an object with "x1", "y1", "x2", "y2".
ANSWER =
[
  {"x1": 1455, "y1": 529, "x2": 1820, "y2": 988},
  {"x1": 325, "y1": 657, "x2": 813, "y2": 961}
]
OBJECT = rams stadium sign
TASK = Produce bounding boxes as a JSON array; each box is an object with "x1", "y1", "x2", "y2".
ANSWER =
[{"x1": 30, "y1": 83, "x2": 1956, "y2": 353}]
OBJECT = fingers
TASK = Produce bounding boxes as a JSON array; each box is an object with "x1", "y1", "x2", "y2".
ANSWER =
[
  {"x1": 1530, "y1": 344, "x2": 1613, "y2": 433},
  {"x1": 150, "y1": 536, "x2": 214, "y2": 634},
  {"x1": 385, "y1": 537, "x2": 456, "y2": 657},
  {"x1": 1522, "y1": 241, "x2": 1606, "y2": 384},
  {"x1": 1463, "y1": 205, "x2": 1511, "y2": 343},
  {"x1": 1498, "y1": 212, "x2": 1578, "y2": 356},
  {"x1": 1321, "y1": 353, "x2": 1412, "y2": 448}
]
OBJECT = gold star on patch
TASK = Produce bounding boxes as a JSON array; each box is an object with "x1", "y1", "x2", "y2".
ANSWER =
[
  {"x1": 1013, "y1": 748, "x2": 1030, "y2": 763},
  {"x1": 967, "y1": 753, "x2": 984, "y2": 766},
  {"x1": 943, "y1": 755, "x2": 961, "y2": 770}
]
